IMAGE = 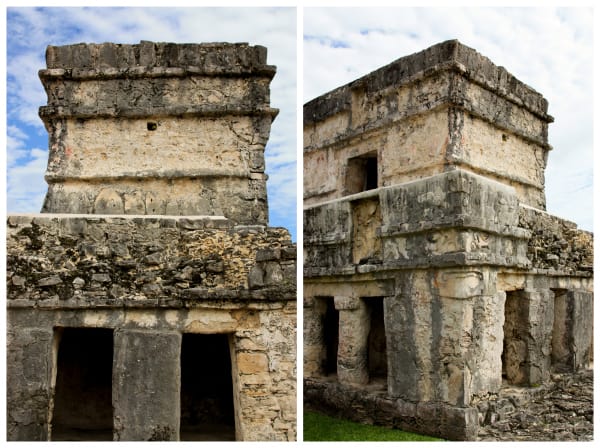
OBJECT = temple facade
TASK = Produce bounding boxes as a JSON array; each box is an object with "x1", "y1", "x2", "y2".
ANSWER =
[
  {"x1": 7, "y1": 41, "x2": 296, "y2": 442},
  {"x1": 303, "y1": 40, "x2": 593, "y2": 440}
]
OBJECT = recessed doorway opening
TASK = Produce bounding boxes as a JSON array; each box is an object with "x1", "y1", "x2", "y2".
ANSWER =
[
  {"x1": 180, "y1": 333, "x2": 236, "y2": 441},
  {"x1": 319, "y1": 297, "x2": 339, "y2": 376},
  {"x1": 366, "y1": 297, "x2": 387, "y2": 382},
  {"x1": 51, "y1": 327, "x2": 114, "y2": 441}
]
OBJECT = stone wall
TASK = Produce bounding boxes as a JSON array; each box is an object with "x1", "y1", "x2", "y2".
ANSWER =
[
  {"x1": 6, "y1": 214, "x2": 296, "y2": 441},
  {"x1": 304, "y1": 39, "x2": 553, "y2": 210},
  {"x1": 39, "y1": 42, "x2": 277, "y2": 224},
  {"x1": 519, "y1": 206, "x2": 593, "y2": 274}
]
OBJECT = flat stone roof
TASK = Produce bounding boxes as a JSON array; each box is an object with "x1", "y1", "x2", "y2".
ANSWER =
[{"x1": 304, "y1": 39, "x2": 553, "y2": 125}]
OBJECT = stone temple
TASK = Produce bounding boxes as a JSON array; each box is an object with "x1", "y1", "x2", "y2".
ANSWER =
[
  {"x1": 303, "y1": 40, "x2": 593, "y2": 440},
  {"x1": 7, "y1": 41, "x2": 296, "y2": 441}
]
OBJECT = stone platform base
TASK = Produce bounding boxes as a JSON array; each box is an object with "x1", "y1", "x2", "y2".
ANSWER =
[{"x1": 304, "y1": 377, "x2": 478, "y2": 441}]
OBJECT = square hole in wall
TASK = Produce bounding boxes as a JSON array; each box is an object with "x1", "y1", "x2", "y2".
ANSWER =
[{"x1": 345, "y1": 152, "x2": 378, "y2": 195}]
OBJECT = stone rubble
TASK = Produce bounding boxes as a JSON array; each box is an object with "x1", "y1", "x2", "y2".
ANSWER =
[{"x1": 477, "y1": 369, "x2": 593, "y2": 441}]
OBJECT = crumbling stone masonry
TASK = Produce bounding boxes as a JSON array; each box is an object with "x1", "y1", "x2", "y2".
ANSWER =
[
  {"x1": 303, "y1": 40, "x2": 593, "y2": 441},
  {"x1": 7, "y1": 42, "x2": 296, "y2": 441}
]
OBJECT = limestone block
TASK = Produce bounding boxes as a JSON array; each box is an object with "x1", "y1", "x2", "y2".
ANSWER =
[
  {"x1": 237, "y1": 353, "x2": 269, "y2": 375},
  {"x1": 6, "y1": 328, "x2": 54, "y2": 441},
  {"x1": 337, "y1": 303, "x2": 370, "y2": 385},
  {"x1": 435, "y1": 270, "x2": 483, "y2": 299},
  {"x1": 113, "y1": 330, "x2": 181, "y2": 441},
  {"x1": 503, "y1": 290, "x2": 554, "y2": 386},
  {"x1": 333, "y1": 295, "x2": 361, "y2": 310}
]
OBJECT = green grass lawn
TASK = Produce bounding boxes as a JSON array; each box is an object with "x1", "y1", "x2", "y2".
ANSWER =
[{"x1": 303, "y1": 411, "x2": 444, "y2": 442}]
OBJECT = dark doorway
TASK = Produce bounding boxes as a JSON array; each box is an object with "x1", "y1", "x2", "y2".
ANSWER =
[
  {"x1": 320, "y1": 297, "x2": 339, "y2": 376},
  {"x1": 366, "y1": 297, "x2": 387, "y2": 381},
  {"x1": 51, "y1": 327, "x2": 114, "y2": 441},
  {"x1": 180, "y1": 333, "x2": 236, "y2": 441}
]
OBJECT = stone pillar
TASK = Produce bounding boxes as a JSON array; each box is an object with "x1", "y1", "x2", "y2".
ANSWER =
[
  {"x1": 113, "y1": 330, "x2": 181, "y2": 441},
  {"x1": 387, "y1": 269, "x2": 502, "y2": 405},
  {"x1": 503, "y1": 290, "x2": 554, "y2": 386},
  {"x1": 385, "y1": 273, "x2": 424, "y2": 402},
  {"x1": 303, "y1": 296, "x2": 324, "y2": 377},
  {"x1": 335, "y1": 296, "x2": 370, "y2": 385},
  {"x1": 6, "y1": 327, "x2": 54, "y2": 441},
  {"x1": 469, "y1": 291, "x2": 506, "y2": 396},
  {"x1": 433, "y1": 269, "x2": 493, "y2": 406},
  {"x1": 571, "y1": 291, "x2": 593, "y2": 370},
  {"x1": 552, "y1": 290, "x2": 593, "y2": 371},
  {"x1": 231, "y1": 336, "x2": 278, "y2": 441}
]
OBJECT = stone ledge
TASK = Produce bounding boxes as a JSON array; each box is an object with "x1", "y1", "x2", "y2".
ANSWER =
[
  {"x1": 39, "y1": 65, "x2": 276, "y2": 80},
  {"x1": 303, "y1": 252, "x2": 532, "y2": 278},
  {"x1": 7, "y1": 213, "x2": 234, "y2": 230},
  {"x1": 6, "y1": 288, "x2": 296, "y2": 310},
  {"x1": 45, "y1": 41, "x2": 274, "y2": 74},
  {"x1": 44, "y1": 169, "x2": 263, "y2": 183},
  {"x1": 39, "y1": 104, "x2": 279, "y2": 121}
]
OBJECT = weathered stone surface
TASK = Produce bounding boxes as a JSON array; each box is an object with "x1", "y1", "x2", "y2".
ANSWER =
[
  {"x1": 39, "y1": 42, "x2": 277, "y2": 225},
  {"x1": 7, "y1": 40, "x2": 296, "y2": 442},
  {"x1": 519, "y1": 206, "x2": 593, "y2": 274},
  {"x1": 303, "y1": 40, "x2": 592, "y2": 442},
  {"x1": 304, "y1": 40, "x2": 553, "y2": 210},
  {"x1": 477, "y1": 370, "x2": 593, "y2": 441},
  {"x1": 113, "y1": 331, "x2": 181, "y2": 441},
  {"x1": 7, "y1": 215, "x2": 297, "y2": 442},
  {"x1": 6, "y1": 215, "x2": 295, "y2": 304}
]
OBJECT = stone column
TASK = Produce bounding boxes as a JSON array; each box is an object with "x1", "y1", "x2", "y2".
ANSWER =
[
  {"x1": 552, "y1": 290, "x2": 593, "y2": 371},
  {"x1": 335, "y1": 296, "x2": 370, "y2": 385},
  {"x1": 113, "y1": 330, "x2": 181, "y2": 441},
  {"x1": 504, "y1": 289, "x2": 554, "y2": 386},
  {"x1": 303, "y1": 296, "x2": 324, "y2": 377},
  {"x1": 571, "y1": 291, "x2": 593, "y2": 370},
  {"x1": 387, "y1": 269, "x2": 501, "y2": 405},
  {"x1": 6, "y1": 327, "x2": 54, "y2": 441},
  {"x1": 231, "y1": 336, "x2": 278, "y2": 441},
  {"x1": 469, "y1": 291, "x2": 506, "y2": 396}
]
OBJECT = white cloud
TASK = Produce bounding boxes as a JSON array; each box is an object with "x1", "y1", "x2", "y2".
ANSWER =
[
  {"x1": 6, "y1": 146, "x2": 48, "y2": 213},
  {"x1": 303, "y1": 7, "x2": 593, "y2": 232}
]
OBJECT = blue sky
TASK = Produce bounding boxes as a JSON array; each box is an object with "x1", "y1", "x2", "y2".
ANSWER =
[
  {"x1": 5, "y1": 6, "x2": 297, "y2": 240},
  {"x1": 304, "y1": 6, "x2": 594, "y2": 232}
]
